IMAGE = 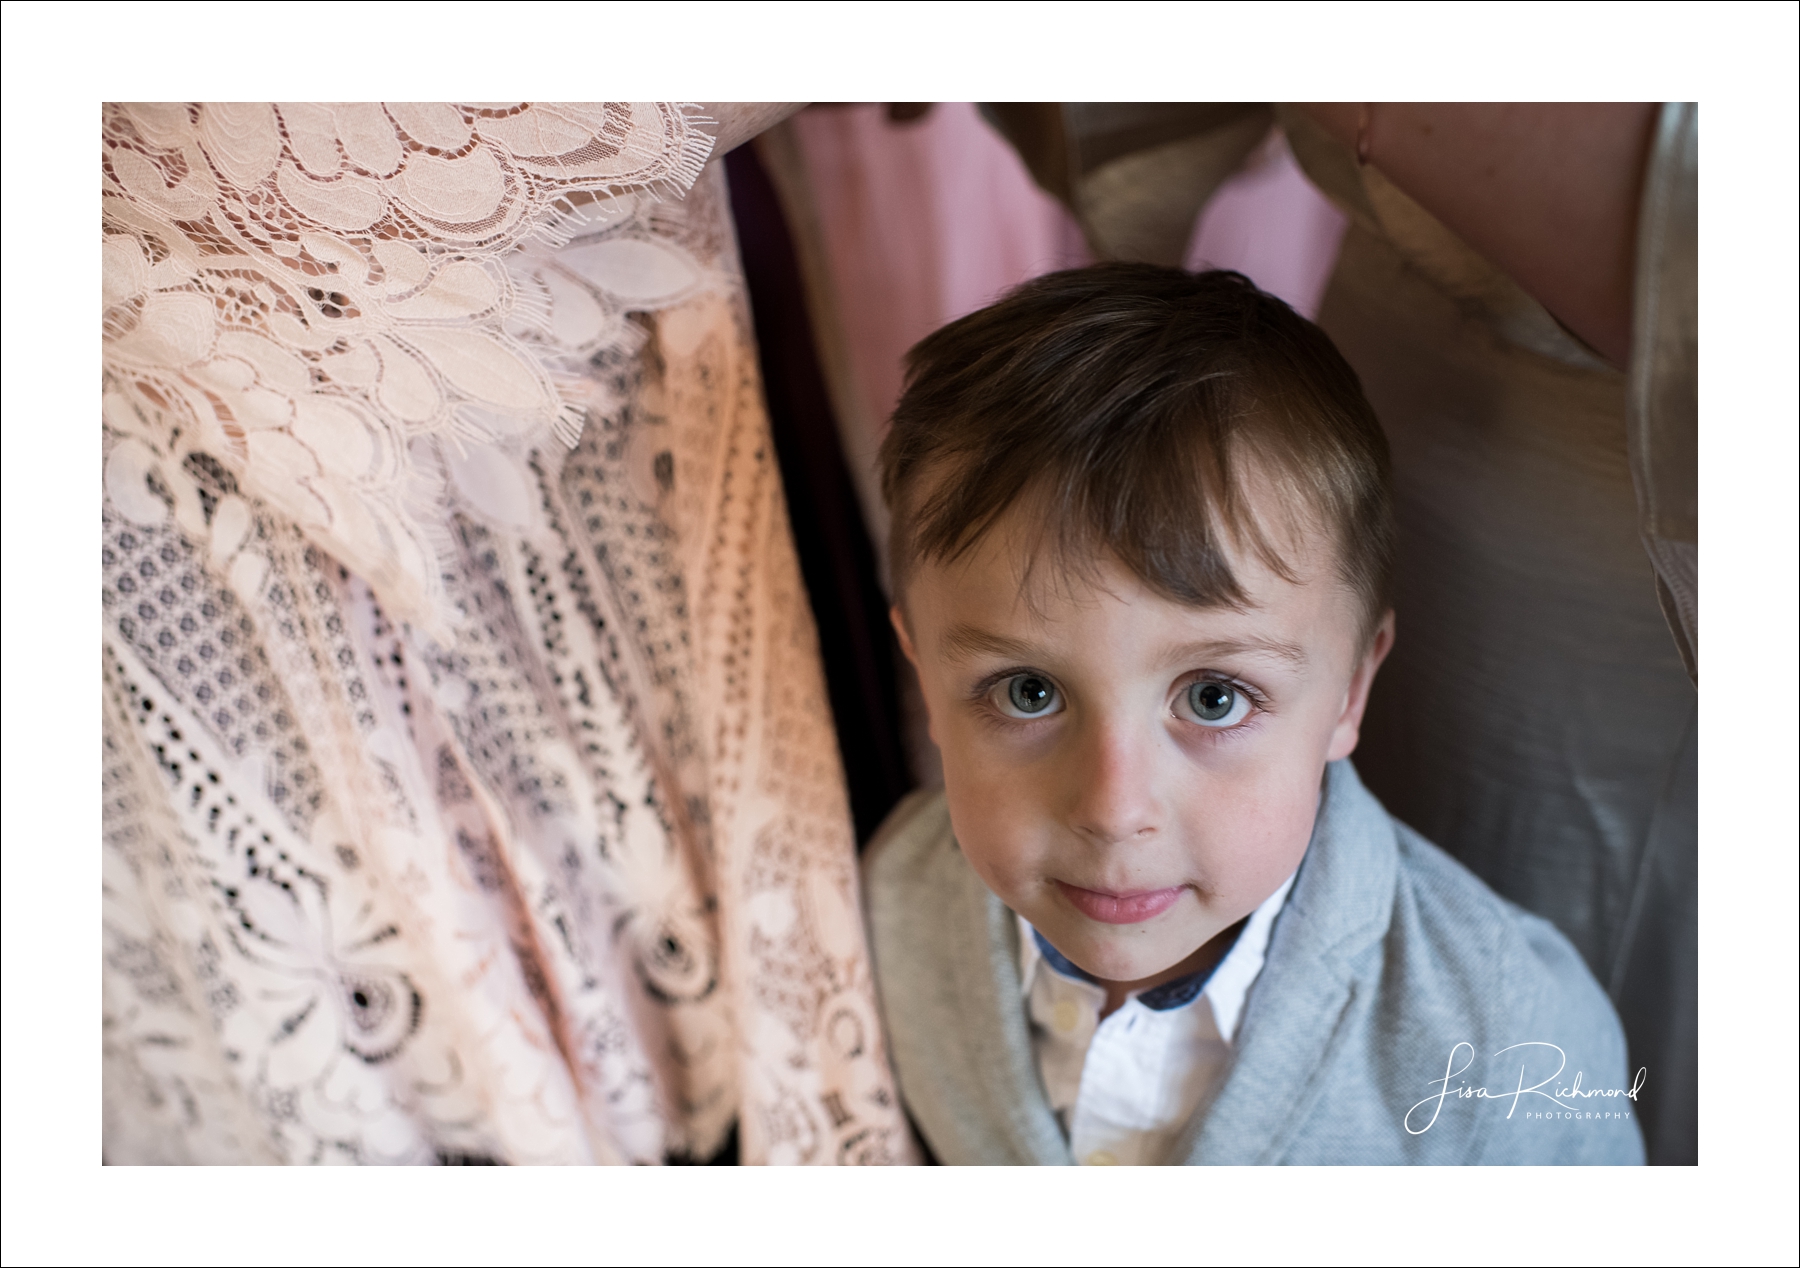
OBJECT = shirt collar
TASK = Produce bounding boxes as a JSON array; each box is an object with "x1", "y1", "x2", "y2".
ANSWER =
[{"x1": 1028, "y1": 923, "x2": 1239, "y2": 1011}]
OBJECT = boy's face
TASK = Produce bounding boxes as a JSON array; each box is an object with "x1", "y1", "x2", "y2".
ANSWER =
[{"x1": 894, "y1": 500, "x2": 1393, "y2": 987}]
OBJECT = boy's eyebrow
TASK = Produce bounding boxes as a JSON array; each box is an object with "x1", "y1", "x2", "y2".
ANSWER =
[
  {"x1": 934, "y1": 625, "x2": 1309, "y2": 669},
  {"x1": 937, "y1": 624, "x2": 1039, "y2": 664},
  {"x1": 1163, "y1": 637, "x2": 1309, "y2": 669}
]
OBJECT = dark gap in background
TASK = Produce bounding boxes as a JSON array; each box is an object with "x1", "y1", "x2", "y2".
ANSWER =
[{"x1": 725, "y1": 142, "x2": 914, "y2": 849}]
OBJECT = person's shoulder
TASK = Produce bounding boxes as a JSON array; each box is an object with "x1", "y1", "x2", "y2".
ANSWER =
[
  {"x1": 1387, "y1": 817, "x2": 1611, "y2": 1031},
  {"x1": 862, "y1": 786, "x2": 954, "y2": 891},
  {"x1": 1194, "y1": 764, "x2": 1641, "y2": 1164},
  {"x1": 861, "y1": 786, "x2": 966, "y2": 972},
  {"x1": 1380, "y1": 814, "x2": 1642, "y2": 1164},
  {"x1": 859, "y1": 787, "x2": 1066, "y2": 1164}
]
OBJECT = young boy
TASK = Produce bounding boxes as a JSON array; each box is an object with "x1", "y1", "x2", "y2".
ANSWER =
[{"x1": 863, "y1": 265, "x2": 1644, "y2": 1165}]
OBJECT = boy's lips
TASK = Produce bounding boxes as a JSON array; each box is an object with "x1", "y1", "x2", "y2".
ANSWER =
[{"x1": 1054, "y1": 880, "x2": 1185, "y2": 925}]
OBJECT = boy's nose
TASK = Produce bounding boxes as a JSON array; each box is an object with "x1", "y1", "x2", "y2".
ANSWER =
[{"x1": 1063, "y1": 719, "x2": 1161, "y2": 847}]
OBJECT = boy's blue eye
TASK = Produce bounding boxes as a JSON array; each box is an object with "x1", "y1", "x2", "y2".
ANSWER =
[
  {"x1": 1001, "y1": 673, "x2": 1059, "y2": 717},
  {"x1": 1186, "y1": 680, "x2": 1249, "y2": 728}
]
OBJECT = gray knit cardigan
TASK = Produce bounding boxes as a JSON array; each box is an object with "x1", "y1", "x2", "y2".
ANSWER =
[{"x1": 863, "y1": 760, "x2": 1645, "y2": 1165}]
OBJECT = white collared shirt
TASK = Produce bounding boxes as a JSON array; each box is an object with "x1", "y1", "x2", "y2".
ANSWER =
[{"x1": 1019, "y1": 872, "x2": 1296, "y2": 1166}]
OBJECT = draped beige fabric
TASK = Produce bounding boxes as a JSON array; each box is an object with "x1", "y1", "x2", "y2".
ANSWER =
[
  {"x1": 1277, "y1": 104, "x2": 1697, "y2": 1164},
  {"x1": 100, "y1": 102, "x2": 914, "y2": 1164}
]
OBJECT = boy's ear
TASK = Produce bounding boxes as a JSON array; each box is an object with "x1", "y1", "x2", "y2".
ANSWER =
[
  {"x1": 890, "y1": 604, "x2": 920, "y2": 667},
  {"x1": 1325, "y1": 609, "x2": 1396, "y2": 762}
]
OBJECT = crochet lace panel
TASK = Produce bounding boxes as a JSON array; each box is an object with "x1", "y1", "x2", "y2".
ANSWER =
[{"x1": 101, "y1": 104, "x2": 915, "y2": 1165}]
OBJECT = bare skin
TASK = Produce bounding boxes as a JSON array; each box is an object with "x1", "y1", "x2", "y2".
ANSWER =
[
  {"x1": 894, "y1": 499, "x2": 1394, "y2": 1017},
  {"x1": 1297, "y1": 103, "x2": 1659, "y2": 369}
]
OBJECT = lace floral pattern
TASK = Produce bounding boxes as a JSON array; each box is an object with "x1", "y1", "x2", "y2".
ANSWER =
[
  {"x1": 101, "y1": 104, "x2": 916, "y2": 1165},
  {"x1": 104, "y1": 102, "x2": 717, "y2": 631}
]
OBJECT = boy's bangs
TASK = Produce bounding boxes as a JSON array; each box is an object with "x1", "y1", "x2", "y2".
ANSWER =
[{"x1": 906, "y1": 393, "x2": 1342, "y2": 619}]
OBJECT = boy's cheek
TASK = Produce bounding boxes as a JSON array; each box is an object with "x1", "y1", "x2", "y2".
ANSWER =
[
  {"x1": 941, "y1": 766, "x2": 1029, "y2": 856},
  {"x1": 1178, "y1": 746, "x2": 1329, "y2": 861},
  {"x1": 940, "y1": 764, "x2": 1052, "y2": 899},
  {"x1": 1190, "y1": 791, "x2": 1315, "y2": 906}
]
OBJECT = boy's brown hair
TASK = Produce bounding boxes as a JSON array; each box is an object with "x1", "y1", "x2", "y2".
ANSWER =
[{"x1": 879, "y1": 264, "x2": 1394, "y2": 645}]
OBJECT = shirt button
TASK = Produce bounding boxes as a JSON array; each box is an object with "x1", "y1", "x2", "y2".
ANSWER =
[
  {"x1": 1084, "y1": 1150, "x2": 1119, "y2": 1166},
  {"x1": 1052, "y1": 1000, "x2": 1081, "y2": 1033}
]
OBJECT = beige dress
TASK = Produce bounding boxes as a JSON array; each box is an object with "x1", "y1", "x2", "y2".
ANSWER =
[{"x1": 1278, "y1": 104, "x2": 1696, "y2": 1165}]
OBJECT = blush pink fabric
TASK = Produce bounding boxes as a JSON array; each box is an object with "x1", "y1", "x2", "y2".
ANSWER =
[
  {"x1": 790, "y1": 103, "x2": 1090, "y2": 441},
  {"x1": 791, "y1": 103, "x2": 1348, "y2": 464},
  {"x1": 1185, "y1": 130, "x2": 1349, "y2": 321}
]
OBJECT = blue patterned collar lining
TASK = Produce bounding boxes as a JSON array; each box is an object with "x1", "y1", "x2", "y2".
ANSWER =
[{"x1": 1032, "y1": 919, "x2": 1249, "y2": 1012}]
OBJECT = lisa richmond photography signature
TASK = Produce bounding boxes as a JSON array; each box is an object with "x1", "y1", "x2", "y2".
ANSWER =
[{"x1": 1404, "y1": 1042, "x2": 1648, "y2": 1135}]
